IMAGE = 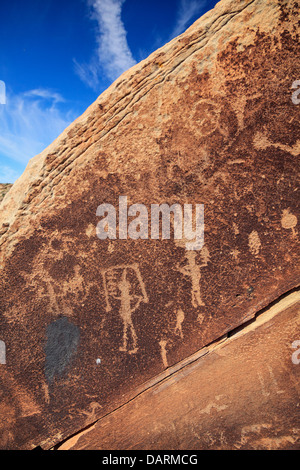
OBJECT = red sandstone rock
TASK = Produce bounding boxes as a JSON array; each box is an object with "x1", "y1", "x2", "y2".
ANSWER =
[
  {"x1": 58, "y1": 292, "x2": 300, "y2": 450},
  {"x1": 0, "y1": 0, "x2": 299, "y2": 449}
]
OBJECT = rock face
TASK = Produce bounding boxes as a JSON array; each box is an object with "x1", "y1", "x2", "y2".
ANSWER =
[
  {"x1": 0, "y1": 183, "x2": 12, "y2": 204},
  {"x1": 0, "y1": 0, "x2": 299, "y2": 450},
  {"x1": 58, "y1": 292, "x2": 300, "y2": 450}
]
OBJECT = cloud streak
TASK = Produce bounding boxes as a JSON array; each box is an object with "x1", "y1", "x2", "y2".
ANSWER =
[
  {"x1": 23, "y1": 88, "x2": 65, "y2": 105},
  {"x1": 0, "y1": 88, "x2": 76, "y2": 182},
  {"x1": 0, "y1": 81, "x2": 6, "y2": 105},
  {"x1": 76, "y1": 0, "x2": 136, "y2": 88},
  {"x1": 170, "y1": 0, "x2": 206, "y2": 39}
]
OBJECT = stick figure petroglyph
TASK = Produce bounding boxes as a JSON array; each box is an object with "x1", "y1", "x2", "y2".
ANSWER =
[
  {"x1": 177, "y1": 246, "x2": 210, "y2": 309},
  {"x1": 102, "y1": 264, "x2": 149, "y2": 354},
  {"x1": 174, "y1": 309, "x2": 185, "y2": 338}
]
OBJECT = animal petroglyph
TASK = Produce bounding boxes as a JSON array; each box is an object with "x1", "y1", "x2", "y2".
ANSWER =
[
  {"x1": 16, "y1": 235, "x2": 88, "y2": 321},
  {"x1": 81, "y1": 402, "x2": 102, "y2": 426},
  {"x1": 102, "y1": 264, "x2": 148, "y2": 354},
  {"x1": 253, "y1": 131, "x2": 300, "y2": 157},
  {"x1": 177, "y1": 246, "x2": 210, "y2": 309}
]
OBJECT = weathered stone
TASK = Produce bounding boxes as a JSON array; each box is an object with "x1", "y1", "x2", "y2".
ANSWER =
[
  {"x1": 58, "y1": 292, "x2": 300, "y2": 450},
  {"x1": 0, "y1": 183, "x2": 12, "y2": 204},
  {"x1": 0, "y1": 0, "x2": 299, "y2": 449}
]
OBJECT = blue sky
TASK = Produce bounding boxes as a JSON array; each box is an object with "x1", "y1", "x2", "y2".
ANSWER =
[{"x1": 0, "y1": 0, "x2": 218, "y2": 183}]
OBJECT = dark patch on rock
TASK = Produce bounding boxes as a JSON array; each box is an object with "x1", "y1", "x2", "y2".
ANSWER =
[{"x1": 45, "y1": 317, "x2": 80, "y2": 383}]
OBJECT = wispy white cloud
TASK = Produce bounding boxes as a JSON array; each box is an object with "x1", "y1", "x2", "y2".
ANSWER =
[
  {"x1": 75, "y1": 0, "x2": 136, "y2": 88},
  {"x1": 170, "y1": 0, "x2": 206, "y2": 39},
  {"x1": 0, "y1": 81, "x2": 6, "y2": 105},
  {"x1": 92, "y1": 0, "x2": 136, "y2": 79},
  {"x1": 23, "y1": 88, "x2": 65, "y2": 104},
  {"x1": 73, "y1": 57, "x2": 100, "y2": 90},
  {"x1": 0, "y1": 88, "x2": 76, "y2": 182},
  {"x1": 0, "y1": 164, "x2": 20, "y2": 183}
]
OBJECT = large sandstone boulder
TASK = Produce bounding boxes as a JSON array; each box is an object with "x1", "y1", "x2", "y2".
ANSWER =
[{"x1": 0, "y1": 0, "x2": 299, "y2": 449}]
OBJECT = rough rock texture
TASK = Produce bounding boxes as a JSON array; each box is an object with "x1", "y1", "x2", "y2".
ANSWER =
[
  {"x1": 58, "y1": 292, "x2": 300, "y2": 450},
  {"x1": 0, "y1": 184, "x2": 12, "y2": 204},
  {"x1": 0, "y1": 0, "x2": 299, "y2": 450}
]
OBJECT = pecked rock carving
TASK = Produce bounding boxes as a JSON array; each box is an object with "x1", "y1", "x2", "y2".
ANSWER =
[
  {"x1": 176, "y1": 247, "x2": 210, "y2": 309},
  {"x1": 0, "y1": 0, "x2": 299, "y2": 450},
  {"x1": 101, "y1": 263, "x2": 149, "y2": 354}
]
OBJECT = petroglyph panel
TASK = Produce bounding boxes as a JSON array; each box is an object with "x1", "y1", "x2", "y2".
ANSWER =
[{"x1": 0, "y1": 0, "x2": 299, "y2": 450}]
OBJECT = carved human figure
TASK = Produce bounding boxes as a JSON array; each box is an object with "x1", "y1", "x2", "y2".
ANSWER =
[
  {"x1": 102, "y1": 264, "x2": 148, "y2": 354},
  {"x1": 177, "y1": 246, "x2": 210, "y2": 308}
]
